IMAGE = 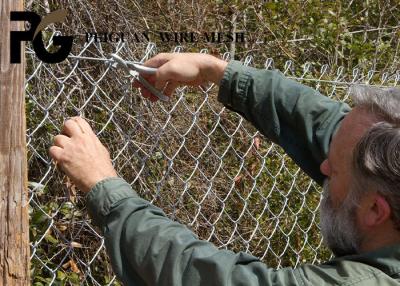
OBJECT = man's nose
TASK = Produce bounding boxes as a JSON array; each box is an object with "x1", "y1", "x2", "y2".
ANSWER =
[{"x1": 320, "y1": 159, "x2": 331, "y2": 177}]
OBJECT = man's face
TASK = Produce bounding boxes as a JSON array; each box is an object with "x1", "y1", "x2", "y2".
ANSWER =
[{"x1": 319, "y1": 107, "x2": 377, "y2": 256}]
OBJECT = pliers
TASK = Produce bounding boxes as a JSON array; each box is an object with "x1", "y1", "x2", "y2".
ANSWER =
[{"x1": 110, "y1": 53, "x2": 169, "y2": 102}]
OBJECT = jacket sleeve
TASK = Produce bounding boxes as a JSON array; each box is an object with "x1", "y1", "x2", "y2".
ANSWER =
[
  {"x1": 217, "y1": 60, "x2": 351, "y2": 185},
  {"x1": 87, "y1": 177, "x2": 301, "y2": 286}
]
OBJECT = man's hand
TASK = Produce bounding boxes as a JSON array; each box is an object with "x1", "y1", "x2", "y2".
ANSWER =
[
  {"x1": 49, "y1": 117, "x2": 118, "y2": 193},
  {"x1": 134, "y1": 53, "x2": 228, "y2": 101}
]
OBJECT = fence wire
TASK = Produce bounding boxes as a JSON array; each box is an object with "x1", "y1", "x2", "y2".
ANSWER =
[{"x1": 25, "y1": 2, "x2": 400, "y2": 286}]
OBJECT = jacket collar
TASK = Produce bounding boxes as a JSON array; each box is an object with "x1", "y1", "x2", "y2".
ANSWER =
[{"x1": 334, "y1": 243, "x2": 400, "y2": 276}]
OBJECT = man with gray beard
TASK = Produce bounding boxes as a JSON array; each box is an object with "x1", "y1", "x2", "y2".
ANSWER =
[
  {"x1": 50, "y1": 53, "x2": 400, "y2": 285},
  {"x1": 320, "y1": 179, "x2": 362, "y2": 257}
]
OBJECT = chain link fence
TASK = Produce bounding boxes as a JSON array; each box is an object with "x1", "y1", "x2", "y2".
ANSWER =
[{"x1": 25, "y1": 1, "x2": 400, "y2": 285}]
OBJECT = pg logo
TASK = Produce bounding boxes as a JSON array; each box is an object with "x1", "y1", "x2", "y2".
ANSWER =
[{"x1": 10, "y1": 10, "x2": 73, "y2": 64}]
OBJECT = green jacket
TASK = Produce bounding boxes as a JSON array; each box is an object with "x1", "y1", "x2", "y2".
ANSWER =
[{"x1": 87, "y1": 60, "x2": 400, "y2": 285}]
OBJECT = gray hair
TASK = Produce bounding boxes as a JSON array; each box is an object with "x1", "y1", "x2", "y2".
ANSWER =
[{"x1": 350, "y1": 85, "x2": 400, "y2": 228}]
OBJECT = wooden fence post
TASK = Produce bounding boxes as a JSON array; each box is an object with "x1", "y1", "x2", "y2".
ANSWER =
[{"x1": 0, "y1": 0, "x2": 30, "y2": 284}]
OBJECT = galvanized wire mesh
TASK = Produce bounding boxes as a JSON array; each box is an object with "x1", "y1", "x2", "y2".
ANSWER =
[{"x1": 25, "y1": 2, "x2": 400, "y2": 286}]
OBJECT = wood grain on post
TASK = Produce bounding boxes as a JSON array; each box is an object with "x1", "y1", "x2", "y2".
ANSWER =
[{"x1": 0, "y1": 0, "x2": 30, "y2": 285}]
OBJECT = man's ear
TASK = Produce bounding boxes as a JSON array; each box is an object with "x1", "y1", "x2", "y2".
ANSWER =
[{"x1": 362, "y1": 193, "x2": 391, "y2": 227}]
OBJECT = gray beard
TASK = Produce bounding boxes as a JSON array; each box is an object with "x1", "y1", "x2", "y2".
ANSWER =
[{"x1": 319, "y1": 179, "x2": 362, "y2": 257}]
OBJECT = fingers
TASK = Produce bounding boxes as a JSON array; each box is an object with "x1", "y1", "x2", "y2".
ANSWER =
[
  {"x1": 148, "y1": 94, "x2": 159, "y2": 102},
  {"x1": 133, "y1": 53, "x2": 183, "y2": 102},
  {"x1": 154, "y1": 62, "x2": 177, "y2": 90},
  {"x1": 142, "y1": 54, "x2": 177, "y2": 96},
  {"x1": 132, "y1": 74, "x2": 159, "y2": 101},
  {"x1": 133, "y1": 79, "x2": 162, "y2": 102},
  {"x1": 62, "y1": 118, "x2": 83, "y2": 137},
  {"x1": 164, "y1": 81, "x2": 179, "y2": 97},
  {"x1": 132, "y1": 78, "x2": 143, "y2": 89},
  {"x1": 72, "y1": 117, "x2": 96, "y2": 135},
  {"x1": 137, "y1": 85, "x2": 158, "y2": 102},
  {"x1": 143, "y1": 53, "x2": 175, "y2": 68},
  {"x1": 49, "y1": 146, "x2": 63, "y2": 162},
  {"x1": 54, "y1": 134, "x2": 70, "y2": 148},
  {"x1": 62, "y1": 117, "x2": 95, "y2": 137},
  {"x1": 135, "y1": 81, "x2": 176, "y2": 101}
]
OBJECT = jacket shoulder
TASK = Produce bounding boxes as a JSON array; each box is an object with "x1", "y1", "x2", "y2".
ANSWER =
[{"x1": 295, "y1": 260, "x2": 400, "y2": 286}]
